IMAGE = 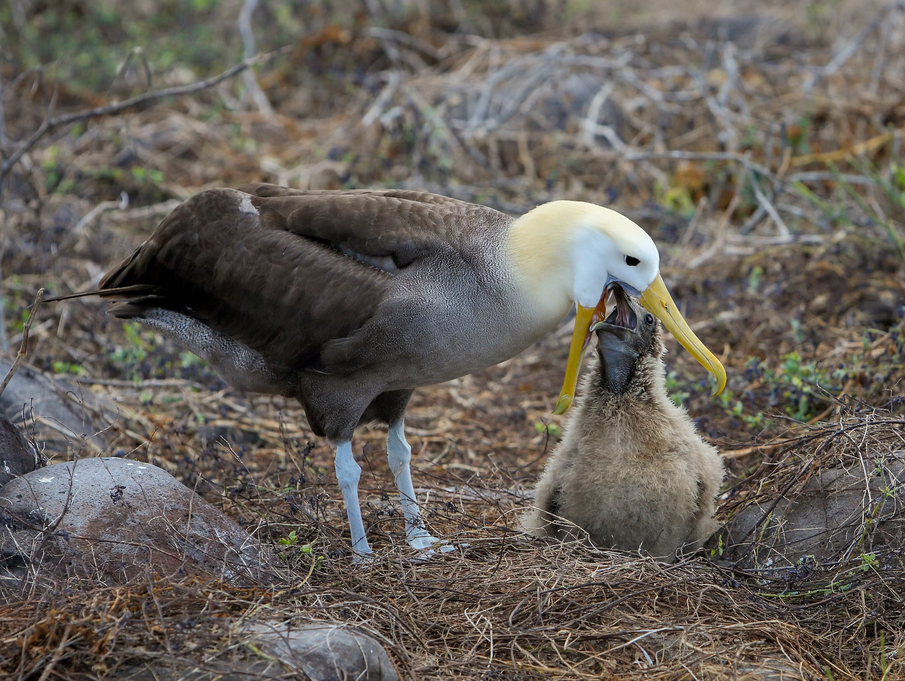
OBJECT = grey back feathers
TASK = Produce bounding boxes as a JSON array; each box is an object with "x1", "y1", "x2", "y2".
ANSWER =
[{"x1": 523, "y1": 300, "x2": 724, "y2": 562}]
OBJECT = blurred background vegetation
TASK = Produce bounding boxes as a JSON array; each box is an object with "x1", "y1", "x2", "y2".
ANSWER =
[{"x1": 2, "y1": 0, "x2": 904, "y2": 437}]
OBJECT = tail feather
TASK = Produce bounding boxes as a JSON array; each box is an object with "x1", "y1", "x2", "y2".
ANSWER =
[
  {"x1": 44, "y1": 284, "x2": 168, "y2": 303},
  {"x1": 107, "y1": 301, "x2": 155, "y2": 319}
]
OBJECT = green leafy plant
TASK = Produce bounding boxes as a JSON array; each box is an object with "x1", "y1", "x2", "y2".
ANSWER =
[
  {"x1": 859, "y1": 552, "x2": 879, "y2": 572},
  {"x1": 51, "y1": 360, "x2": 87, "y2": 376},
  {"x1": 655, "y1": 182, "x2": 696, "y2": 218},
  {"x1": 665, "y1": 370, "x2": 690, "y2": 406},
  {"x1": 746, "y1": 266, "x2": 764, "y2": 295},
  {"x1": 744, "y1": 351, "x2": 839, "y2": 422},
  {"x1": 278, "y1": 531, "x2": 325, "y2": 570},
  {"x1": 534, "y1": 422, "x2": 561, "y2": 439},
  {"x1": 708, "y1": 533, "x2": 724, "y2": 559},
  {"x1": 109, "y1": 322, "x2": 151, "y2": 381}
]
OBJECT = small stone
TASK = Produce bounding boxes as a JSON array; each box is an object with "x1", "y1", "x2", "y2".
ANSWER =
[{"x1": 243, "y1": 621, "x2": 400, "y2": 681}]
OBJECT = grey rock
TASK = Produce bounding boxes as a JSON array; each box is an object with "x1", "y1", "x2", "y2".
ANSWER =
[
  {"x1": 0, "y1": 414, "x2": 38, "y2": 487},
  {"x1": 244, "y1": 622, "x2": 400, "y2": 681},
  {"x1": 713, "y1": 454, "x2": 905, "y2": 570},
  {"x1": 0, "y1": 457, "x2": 275, "y2": 584},
  {"x1": 101, "y1": 623, "x2": 400, "y2": 681},
  {"x1": 735, "y1": 658, "x2": 807, "y2": 680},
  {"x1": 0, "y1": 357, "x2": 111, "y2": 453}
]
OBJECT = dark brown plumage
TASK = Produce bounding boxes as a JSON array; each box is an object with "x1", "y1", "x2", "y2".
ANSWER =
[{"x1": 93, "y1": 185, "x2": 524, "y2": 438}]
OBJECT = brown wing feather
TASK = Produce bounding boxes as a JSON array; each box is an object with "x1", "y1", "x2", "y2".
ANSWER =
[
  {"x1": 97, "y1": 185, "x2": 510, "y2": 373},
  {"x1": 99, "y1": 188, "x2": 393, "y2": 370},
  {"x1": 238, "y1": 183, "x2": 507, "y2": 268},
  {"x1": 238, "y1": 182, "x2": 472, "y2": 207}
]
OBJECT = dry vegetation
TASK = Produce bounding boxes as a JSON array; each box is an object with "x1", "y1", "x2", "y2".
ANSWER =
[{"x1": 1, "y1": 0, "x2": 905, "y2": 678}]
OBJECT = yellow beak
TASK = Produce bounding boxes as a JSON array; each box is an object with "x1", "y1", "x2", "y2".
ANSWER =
[
  {"x1": 553, "y1": 303, "x2": 598, "y2": 414},
  {"x1": 639, "y1": 273, "x2": 727, "y2": 396}
]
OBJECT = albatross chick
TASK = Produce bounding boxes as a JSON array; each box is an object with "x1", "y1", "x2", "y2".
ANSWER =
[
  {"x1": 47, "y1": 185, "x2": 725, "y2": 557},
  {"x1": 523, "y1": 291, "x2": 724, "y2": 561}
]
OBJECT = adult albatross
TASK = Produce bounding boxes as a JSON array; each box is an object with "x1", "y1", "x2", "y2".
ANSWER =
[{"x1": 48, "y1": 184, "x2": 725, "y2": 556}]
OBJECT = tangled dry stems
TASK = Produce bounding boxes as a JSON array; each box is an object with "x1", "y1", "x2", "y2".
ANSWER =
[{"x1": 1, "y1": 404, "x2": 902, "y2": 679}]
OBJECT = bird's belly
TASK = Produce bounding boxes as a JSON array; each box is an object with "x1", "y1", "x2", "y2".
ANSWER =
[
  {"x1": 137, "y1": 308, "x2": 293, "y2": 395},
  {"x1": 382, "y1": 302, "x2": 555, "y2": 389}
]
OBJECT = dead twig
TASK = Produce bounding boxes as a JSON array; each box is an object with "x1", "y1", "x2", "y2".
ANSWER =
[
  {"x1": 790, "y1": 124, "x2": 905, "y2": 167},
  {"x1": 362, "y1": 71, "x2": 401, "y2": 128},
  {"x1": 0, "y1": 48, "x2": 290, "y2": 192},
  {"x1": 802, "y1": 1, "x2": 904, "y2": 93},
  {"x1": 0, "y1": 68, "x2": 8, "y2": 148},
  {"x1": 0, "y1": 288, "x2": 44, "y2": 399},
  {"x1": 368, "y1": 27, "x2": 443, "y2": 61},
  {"x1": 107, "y1": 199, "x2": 182, "y2": 223},
  {"x1": 0, "y1": 241, "x2": 7, "y2": 353},
  {"x1": 237, "y1": 0, "x2": 274, "y2": 117},
  {"x1": 60, "y1": 192, "x2": 130, "y2": 250},
  {"x1": 623, "y1": 150, "x2": 774, "y2": 180}
]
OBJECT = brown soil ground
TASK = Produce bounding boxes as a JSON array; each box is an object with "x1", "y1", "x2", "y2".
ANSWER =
[{"x1": 2, "y1": 1, "x2": 904, "y2": 678}]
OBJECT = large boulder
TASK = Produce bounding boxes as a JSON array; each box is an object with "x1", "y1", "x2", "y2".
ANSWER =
[
  {"x1": 0, "y1": 357, "x2": 112, "y2": 454},
  {"x1": 713, "y1": 453, "x2": 905, "y2": 571},
  {"x1": 0, "y1": 457, "x2": 275, "y2": 584}
]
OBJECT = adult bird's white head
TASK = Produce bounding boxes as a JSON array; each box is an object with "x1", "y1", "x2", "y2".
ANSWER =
[{"x1": 507, "y1": 201, "x2": 726, "y2": 414}]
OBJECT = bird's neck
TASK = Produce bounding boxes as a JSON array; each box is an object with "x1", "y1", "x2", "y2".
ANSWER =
[
  {"x1": 589, "y1": 351, "x2": 671, "y2": 410},
  {"x1": 505, "y1": 201, "x2": 594, "y2": 325}
]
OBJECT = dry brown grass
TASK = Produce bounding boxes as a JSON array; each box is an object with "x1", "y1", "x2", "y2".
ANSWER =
[
  {"x1": 2, "y1": 407, "x2": 901, "y2": 679},
  {"x1": 2, "y1": 1, "x2": 905, "y2": 678}
]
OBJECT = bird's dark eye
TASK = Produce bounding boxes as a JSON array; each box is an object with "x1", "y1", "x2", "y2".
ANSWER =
[
  {"x1": 644, "y1": 313, "x2": 654, "y2": 325},
  {"x1": 625, "y1": 256, "x2": 640, "y2": 267}
]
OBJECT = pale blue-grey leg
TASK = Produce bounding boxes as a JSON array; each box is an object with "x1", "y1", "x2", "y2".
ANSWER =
[
  {"x1": 334, "y1": 441, "x2": 372, "y2": 557},
  {"x1": 387, "y1": 420, "x2": 449, "y2": 551}
]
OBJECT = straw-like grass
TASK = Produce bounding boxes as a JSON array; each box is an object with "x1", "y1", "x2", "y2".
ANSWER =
[{"x1": 2, "y1": 1, "x2": 904, "y2": 678}]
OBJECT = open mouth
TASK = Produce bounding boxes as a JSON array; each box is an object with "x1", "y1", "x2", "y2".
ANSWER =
[
  {"x1": 592, "y1": 284, "x2": 637, "y2": 333},
  {"x1": 554, "y1": 283, "x2": 643, "y2": 414}
]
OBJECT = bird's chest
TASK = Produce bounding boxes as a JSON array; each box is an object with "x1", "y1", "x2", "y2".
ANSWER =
[{"x1": 384, "y1": 262, "x2": 545, "y2": 385}]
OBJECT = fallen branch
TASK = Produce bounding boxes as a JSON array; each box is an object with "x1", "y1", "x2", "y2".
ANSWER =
[
  {"x1": 0, "y1": 47, "x2": 290, "y2": 190},
  {"x1": 802, "y1": 1, "x2": 905, "y2": 93},
  {"x1": 789, "y1": 124, "x2": 905, "y2": 167},
  {"x1": 60, "y1": 192, "x2": 130, "y2": 250},
  {"x1": 622, "y1": 150, "x2": 774, "y2": 180},
  {"x1": 0, "y1": 69, "x2": 8, "y2": 148},
  {"x1": 0, "y1": 243, "x2": 6, "y2": 352}
]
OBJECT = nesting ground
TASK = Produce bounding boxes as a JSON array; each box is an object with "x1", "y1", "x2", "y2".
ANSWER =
[{"x1": 2, "y1": 1, "x2": 905, "y2": 678}]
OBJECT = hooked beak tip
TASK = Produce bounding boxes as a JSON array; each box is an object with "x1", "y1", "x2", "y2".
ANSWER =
[
  {"x1": 640, "y1": 273, "x2": 727, "y2": 396},
  {"x1": 553, "y1": 394, "x2": 572, "y2": 415}
]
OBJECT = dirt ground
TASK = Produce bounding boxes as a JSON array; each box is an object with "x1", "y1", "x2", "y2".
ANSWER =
[{"x1": 2, "y1": 0, "x2": 905, "y2": 678}]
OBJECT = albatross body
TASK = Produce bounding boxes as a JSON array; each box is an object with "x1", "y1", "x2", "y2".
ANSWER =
[{"x1": 51, "y1": 183, "x2": 725, "y2": 556}]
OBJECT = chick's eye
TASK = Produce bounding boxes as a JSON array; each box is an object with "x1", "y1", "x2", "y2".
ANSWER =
[
  {"x1": 644, "y1": 313, "x2": 654, "y2": 325},
  {"x1": 625, "y1": 256, "x2": 640, "y2": 267}
]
